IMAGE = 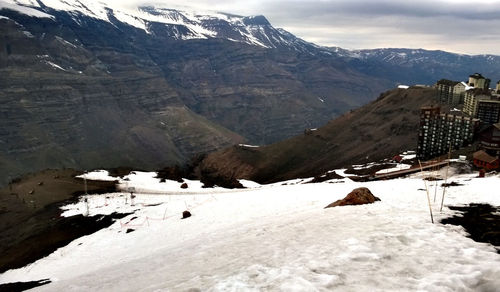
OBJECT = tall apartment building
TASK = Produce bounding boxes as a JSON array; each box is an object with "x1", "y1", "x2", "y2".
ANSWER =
[
  {"x1": 496, "y1": 81, "x2": 500, "y2": 94},
  {"x1": 417, "y1": 106, "x2": 479, "y2": 160},
  {"x1": 463, "y1": 89, "x2": 500, "y2": 124},
  {"x1": 436, "y1": 79, "x2": 467, "y2": 105},
  {"x1": 463, "y1": 89, "x2": 492, "y2": 116}
]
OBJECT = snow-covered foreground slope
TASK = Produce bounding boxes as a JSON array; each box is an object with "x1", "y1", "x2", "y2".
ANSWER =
[{"x1": 1, "y1": 169, "x2": 500, "y2": 291}]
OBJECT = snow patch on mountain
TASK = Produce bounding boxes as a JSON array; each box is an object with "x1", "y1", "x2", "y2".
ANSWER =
[
  {"x1": 55, "y1": 36, "x2": 78, "y2": 48},
  {"x1": 45, "y1": 60, "x2": 67, "y2": 71},
  {"x1": 130, "y1": 7, "x2": 218, "y2": 39},
  {"x1": 11, "y1": 0, "x2": 38, "y2": 6},
  {"x1": 112, "y1": 9, "x2": 149, "y2": 32},
  {"x1": 0, "y1": 0, "x2": 54, "y2": 18},
  {"x1": 21, "y1": 30, "x2": 33, "y2": 37},
  {"x1": 40, "y1": 0, "x2": 109, "y2": 21}
]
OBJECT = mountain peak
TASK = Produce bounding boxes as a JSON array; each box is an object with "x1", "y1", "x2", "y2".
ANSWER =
[{"x1": 242, "y1": 15, "x2": 270, "y2": 26}]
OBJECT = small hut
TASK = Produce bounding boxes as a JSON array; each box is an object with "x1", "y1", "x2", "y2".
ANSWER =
[{"x1": 473, "y1": 150, "x2": 499, "y2": 171}]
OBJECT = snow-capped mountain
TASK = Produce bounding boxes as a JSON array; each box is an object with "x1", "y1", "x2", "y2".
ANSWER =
[
  {"x1": 0, "y1": 0, "x2": 319, "y2": 53},
  {"x1": 2, "y1": 0, "x2": 500, "y2": 63},
  {"x1": 326, "y1": 47, "x2": 500, "y2": 85},
  {"x1": 344, "y1": 48, "x2": 500, "y2": 66}
]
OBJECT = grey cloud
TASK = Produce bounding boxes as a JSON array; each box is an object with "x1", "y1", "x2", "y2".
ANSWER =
[
  {"x1": 261, "y1": 0, "x2": 500, "y2": 21},
  {"x1": 253, "y1": 0, "x2": 500, "y2": 54}
]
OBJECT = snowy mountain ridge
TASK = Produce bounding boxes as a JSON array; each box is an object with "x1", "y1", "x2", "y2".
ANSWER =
[
  {"x1": 3, "y1": 0, "x2": 500, "y2": 60},
  {"x1": 331, "y1": 47, "x2": 500, "y2": 66},
  {"x1": 0, "y1": 0, "x2": 317, "y2": 52}
]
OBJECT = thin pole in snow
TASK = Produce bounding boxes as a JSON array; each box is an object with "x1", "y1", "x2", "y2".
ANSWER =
[
  {"x1": 83, "y1": 170, "x2": 88, "y2": 196},
  {"x1": 163, "y1": 206, "x2": 168, "y2": 220},
  {"x1": 419, "y1": 160, "x2": 434, "y2": 224},
  {"x1": 433, "y1": 162, "x2": 439, "y2": 202},
  {"x1": 84, "y1": 198, "x2": 89, "y2": 216},
  {"x1": 440, "y1": 143, "x2": 452, "y2": 212}
]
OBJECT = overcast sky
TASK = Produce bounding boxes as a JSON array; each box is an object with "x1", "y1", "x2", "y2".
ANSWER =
[{"x1": 117, "y1": 0, "x2": 500, "y2": 55}]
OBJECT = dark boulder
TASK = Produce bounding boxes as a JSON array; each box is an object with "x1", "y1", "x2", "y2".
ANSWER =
[
  {"x1": 325, "y1": 187, "x2": 380, "y2": 208},
  {"x1": 182, "y1": 210, "x2": 192, "y2": 219}
]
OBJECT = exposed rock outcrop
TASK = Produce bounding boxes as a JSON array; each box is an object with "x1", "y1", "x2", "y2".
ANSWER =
[{"x1": 325, "y1": 187, "x2": 380, "y2": 208}]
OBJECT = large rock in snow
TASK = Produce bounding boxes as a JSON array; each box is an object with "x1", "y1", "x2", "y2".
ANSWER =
[{"x1": 325, "y1": 187, "x2": 380, "y2": 208}]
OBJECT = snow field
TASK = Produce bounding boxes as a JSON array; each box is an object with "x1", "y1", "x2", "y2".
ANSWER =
[
  {"x1": 0, "y1": 171, "x2": 499, "y2": 291},
  {"x1": 375, "y1": 163, "x2": 412, "y2": 174}
]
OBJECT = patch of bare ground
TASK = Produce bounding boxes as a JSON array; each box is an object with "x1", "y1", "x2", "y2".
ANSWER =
[
  {"x1": 441, "y1": 204, "x2": 500, "y2": 253},
  {"x1": 0, "y1": 169, "x2": 123, "y2": 274},
  {"x1": 0, "y1": 279, "x2": 51, "y2": 292}
]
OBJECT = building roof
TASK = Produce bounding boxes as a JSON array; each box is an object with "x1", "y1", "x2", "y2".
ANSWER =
[
  {"x1": 469, "y1": 73, "x2": 485, "y2": 79},
  {"x1": 478, "y1": 98, "x2": 500, "y2": 104},
  {"x1": 421, "y1": 105, "x2": 439, "y2": 109},
  {"x1": 466, "y1": 88, "x2": 492, "y2": 97},
  {"x1": 444, "y1": 110, "x2": 468, "y2": 118},
  {"x1": 437, "y1": 79, "x2": 460, "y2": 86},
  {"x1": 473, "y1": 150, "x2": 498, "y2": 163}
]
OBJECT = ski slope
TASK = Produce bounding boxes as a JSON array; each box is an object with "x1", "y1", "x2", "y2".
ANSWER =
[{"x1": 1, "y1": 167, "x2": 499, "y2": 291}]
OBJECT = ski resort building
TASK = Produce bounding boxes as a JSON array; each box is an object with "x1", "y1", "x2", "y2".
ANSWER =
[
  {"x1": 417, "y1": 106, "x2": 479, "y2": 160},
  {"x1": 436, "y1": 79, "x2": 467, "y2": 105},
  {"x1": 435, "y1": 73, "x2": 494, "y2": 106},
  {"x1": 463, "y1": 89, "x2": 500, "y2": 124},
  {"x1": 478, "y1": 123, "x2": 500, "y2": 157},
  {"x1": 472, "y1": 150, "x2": 499, "y2": 170}
]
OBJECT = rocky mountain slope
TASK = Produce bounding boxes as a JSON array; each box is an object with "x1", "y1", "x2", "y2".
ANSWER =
[
  {"x1": 0, "y1": 16, "x2": 247, "y2": 177},
  {"x1": 198, "y1": 87, "x2": 440, "y2": 183},
  {"x1": 1, "y1": 0, "x2": 500, "y2": 185}
]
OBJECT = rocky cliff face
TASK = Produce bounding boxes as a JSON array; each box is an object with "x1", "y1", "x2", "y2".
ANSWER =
[{"x1": 0, "y1": 14, "x2": 245, "y2": 182}]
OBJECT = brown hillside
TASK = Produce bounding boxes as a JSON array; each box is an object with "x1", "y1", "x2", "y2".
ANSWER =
[
  {"x1": 198, "y1": 87, "x2": 440, "y2": 183},
  {"x1": 0, "y1": 169, "x2": 117, "y2": 272}
]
